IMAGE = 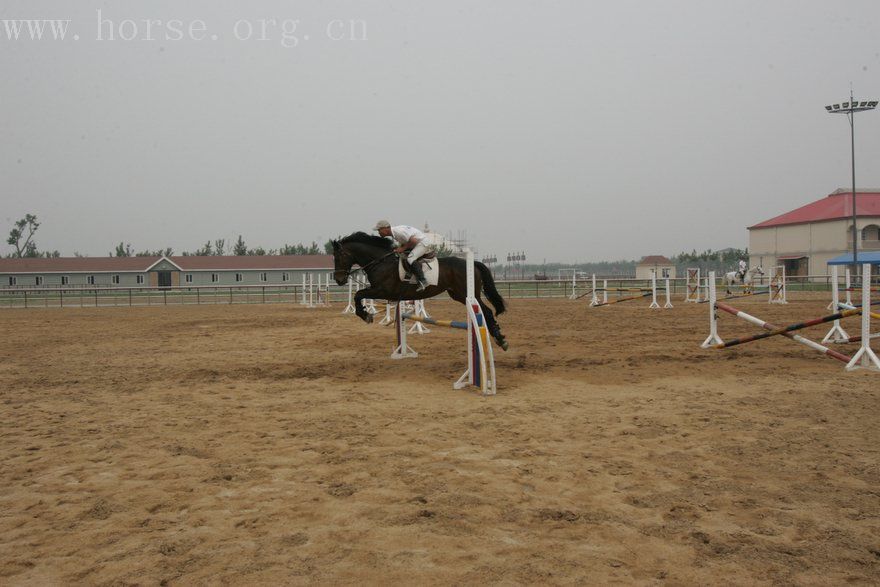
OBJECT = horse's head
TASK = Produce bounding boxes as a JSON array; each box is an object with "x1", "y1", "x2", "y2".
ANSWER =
[
  {"x1": 331, "y1": 232, "x2": 395, "y2": 285},
  {"x1": 753, "y1": 266, "x2": 765, "y2": 276},
  {"x1": 331, "y1": 240, "x2": 355, "y2": 286}
]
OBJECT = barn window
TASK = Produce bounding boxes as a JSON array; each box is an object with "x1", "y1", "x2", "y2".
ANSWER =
[
  {"x1": 62, "y1": 275, "x2": 69, "y2": 285},
  {"x1": 235, "y1": 273, "x2": 243, "y2": 282},
  {"x1": 87, "y1": 275, "x2": 95, "y2": 285},
  {"x1": 8, "y1": 276, "x2": 16, "y2": 286},
  {"x1": 260, "y1": 272, "x2": 267, "y2": 282},
  {"x1": 211, "y1": 273, "x2": 219, "y2": 283},
  {"x1": 282, "y1": 272, "x2": 289, "y2": 282},
  {"x1": 136, "y1": 275, "x2": 144, "y2": 284},
  {"x1": 862, "y1": 224, "x2": 880, "y2": 241},
  {"x1": 112, "y1": 274, "x2": 120, "y2": 284},
  {"x1": 185, "y1": 273, "x2": 193, "y2": 284},
  {"x1": 35, "y1": 276, "x2": 43, "y2": 286}
]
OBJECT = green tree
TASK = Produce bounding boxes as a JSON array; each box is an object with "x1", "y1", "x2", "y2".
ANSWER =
[
  {"x1": 233, "y1": 235, "x2": 247, "y2": 256},
  {"x1": 114, "y1": 242, "x2": 133, "y2": 257},
  {"x1": 135, "y1": 248, "x2": 174, "y2": 257},
  {"x1": 7, "y1": 214, "x2": 40, "y2": 258},
  {"x1": 214, "y1": 239, "x2": 226, "y2": 255}
]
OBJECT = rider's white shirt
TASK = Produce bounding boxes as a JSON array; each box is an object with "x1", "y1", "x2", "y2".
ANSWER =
[{"x1": 390, "y1": 225, "x2": 426, "y2": 246}]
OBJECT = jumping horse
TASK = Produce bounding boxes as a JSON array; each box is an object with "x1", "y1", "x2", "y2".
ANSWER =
[{"x1": 331, "y1": 232, "x2": 509, "y2": 350}]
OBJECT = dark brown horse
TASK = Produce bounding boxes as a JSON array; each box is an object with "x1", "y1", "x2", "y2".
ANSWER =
[{"x1": 331, "y1": 232, "x2": 509, "y2": 350}]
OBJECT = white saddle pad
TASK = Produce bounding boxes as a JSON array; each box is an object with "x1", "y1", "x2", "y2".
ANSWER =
[{"x1": 398, "y1": 257, "x2": 440, "y2": 287}]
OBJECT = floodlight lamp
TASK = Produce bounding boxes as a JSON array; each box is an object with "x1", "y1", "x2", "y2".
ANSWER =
[
  {"x1": 825, "y1": 105, "x2": 833, "y2": 111},
  {"x1": 869, "y1": 101, "x2": 879, "y2": 108}
]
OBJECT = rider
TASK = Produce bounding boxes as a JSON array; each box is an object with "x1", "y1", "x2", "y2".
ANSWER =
[
  {"x1": 737, "y1": 258, "x2": 747, "y2": 280},
  {"x1": 374, "y1": 220, "x2": 431, "y2": 291}
]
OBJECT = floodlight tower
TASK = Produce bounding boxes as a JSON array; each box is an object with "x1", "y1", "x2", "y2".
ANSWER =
[{"x1": 825, "y1": 91, "x2": 878, "y2": 272}]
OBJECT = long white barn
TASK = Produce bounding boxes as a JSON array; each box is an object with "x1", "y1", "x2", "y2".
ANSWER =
[{"x1": 0, "y1": 255, "x2": 334, "y2": 288}]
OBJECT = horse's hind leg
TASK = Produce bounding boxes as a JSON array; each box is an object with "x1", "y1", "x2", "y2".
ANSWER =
[{"x1": 477, "y1": 296, "x2": 508, "y2": 351}]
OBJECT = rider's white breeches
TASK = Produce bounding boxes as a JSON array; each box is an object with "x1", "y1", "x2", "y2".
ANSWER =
[{"x1": 407, "y1": 242, "x2": 429, "y2": 264}]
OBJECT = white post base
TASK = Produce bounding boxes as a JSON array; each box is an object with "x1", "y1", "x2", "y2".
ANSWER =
[
  {"x1": 845, "y1": 346, "x2": 880, "y2": 371},
  {"x1": 822, "y1": 322, "x2": 850, "y2": 344}
]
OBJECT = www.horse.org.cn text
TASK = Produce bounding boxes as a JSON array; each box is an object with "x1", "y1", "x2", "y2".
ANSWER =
[{"x1": 1, "y1": 10, "x2": 368, "y2": 48}]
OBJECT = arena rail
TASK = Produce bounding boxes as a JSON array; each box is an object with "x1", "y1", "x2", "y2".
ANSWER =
[{"x1": 2, "y1": 272, "x2": 874, "y2": 309}]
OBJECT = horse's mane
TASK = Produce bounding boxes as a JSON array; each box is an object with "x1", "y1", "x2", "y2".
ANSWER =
[{"x1": 337, "y1": 231, "x2": 394, "y2": 251}]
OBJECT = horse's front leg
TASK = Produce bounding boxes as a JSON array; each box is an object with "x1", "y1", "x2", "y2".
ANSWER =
[{"x1": 354, "y1": 287, "x2": 385, "y2": 324}]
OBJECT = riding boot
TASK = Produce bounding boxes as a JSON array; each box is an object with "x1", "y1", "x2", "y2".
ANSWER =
[{"x1": 411, "y1": 262, "x2": 429, "y2": 291}]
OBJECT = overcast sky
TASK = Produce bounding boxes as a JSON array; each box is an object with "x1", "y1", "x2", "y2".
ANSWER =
[{"x1": 2, "y1": 0, "x2": 879, "y2": 263}]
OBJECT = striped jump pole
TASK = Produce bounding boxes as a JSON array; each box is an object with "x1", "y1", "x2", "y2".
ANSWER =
[
  {"x1": 846, "y1": 264, "x2": 880, "y2": 371},
  {"x1": 591, "y1": 291, "x2": 652, "y2": 307},
  {"x1": 701, "y1": 271, "x2": 851, "y2": 364},
  {"x1": 403, "y1": 313, "x2": 467, "y2": 330},
  {"x1": 698, "y1": 289, "x2": 770, "y2": 303},
  {"x1": 836, "y1": 301, "x2": 880, "y2": 321},
  {"x1": 713, "y1": 304, "x2": 860, "y2": 351},
  {"x1": 711, "y1": 303, "x2": 852, "y2": 364}
]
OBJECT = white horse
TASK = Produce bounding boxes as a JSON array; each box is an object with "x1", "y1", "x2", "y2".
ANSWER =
[{"x1": 723, "y1": 266, "x2": 764, "y2": 295}]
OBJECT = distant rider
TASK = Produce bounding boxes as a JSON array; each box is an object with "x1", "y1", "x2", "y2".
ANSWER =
[
  {"x1": 374, "y1": 220, "x2": 431, "y2": 291},
  {"x1": 738, "y1": 259, "x2": 747, "y2": 281}
]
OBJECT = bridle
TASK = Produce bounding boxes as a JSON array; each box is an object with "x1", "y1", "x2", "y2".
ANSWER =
[{"x1": 333, "y1": 249, "x2": 396, "y2": 282}]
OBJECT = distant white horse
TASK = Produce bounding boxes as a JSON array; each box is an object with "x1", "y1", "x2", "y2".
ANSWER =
[{"x1": 723, "y1": 266, "x2": 764, "y2": 295}]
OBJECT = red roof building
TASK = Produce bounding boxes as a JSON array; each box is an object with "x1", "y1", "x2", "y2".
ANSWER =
[
  {"x1": 750, "y1": 189, "x2": 880, "y2": 229},
  {"x1": 748, "y1": 189, "x2": 880, "y2": 276},
  {"x1": 636, "y1": 255, "x2": 676, "y2": 280}
]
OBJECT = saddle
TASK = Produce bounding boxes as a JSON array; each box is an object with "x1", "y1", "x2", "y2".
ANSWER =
[
  {"x1": 400, "y1": 250, "x2": 436, "y2": 273},
  {"x1": 398, "y1": 253, "x2": 439, "y2": 287}
]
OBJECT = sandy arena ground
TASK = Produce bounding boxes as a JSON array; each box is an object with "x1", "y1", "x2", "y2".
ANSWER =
[{"x1": 2, "y1": 294, "x2": 880, "y2": 585}]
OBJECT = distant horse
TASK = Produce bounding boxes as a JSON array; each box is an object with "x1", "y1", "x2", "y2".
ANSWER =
[
  {"x1": 331, "y1": 232, "x2": 509, "y2": 350},
  {"x1": 723, "y1": 266, "x2": 764, "y2": 295}
]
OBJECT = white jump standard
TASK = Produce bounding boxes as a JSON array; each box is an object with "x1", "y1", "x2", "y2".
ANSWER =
[
  {"x1": 768, "y1": 265, "x2": 788, "y2": 304},
  {"x1": 701, "y1": 266, "x2": 879, "y2": 372},
  {"x1": 685, "y1": 268, "x2": 703, "y2": 303},
  {"x1": 390, "y1": 250, "x2": 497, "y2": 396}
]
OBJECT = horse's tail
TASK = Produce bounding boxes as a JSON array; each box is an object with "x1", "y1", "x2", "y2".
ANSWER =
[{"x1": 476, "y1": 262, "x2": 506, "y2": 315}]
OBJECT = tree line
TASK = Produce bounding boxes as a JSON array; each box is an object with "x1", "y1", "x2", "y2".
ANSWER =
[
  {"x1": 503, "y1": 248, "x2": 751, "y2": 278},
  {"x1": 7, "y1": 214, "x2": 749, "y2": 271},
  {"x1": 5, "y1": 214, "x2": 332, "y2": 258}
]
